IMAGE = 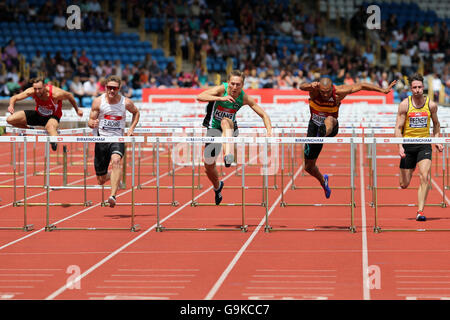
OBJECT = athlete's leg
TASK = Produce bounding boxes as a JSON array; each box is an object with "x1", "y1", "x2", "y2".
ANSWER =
[
  {"x1": 304, "y1": 158, "x2": 325, "y2": 186},
  {"x1": 109, "y1": 153, "x2": 122, "y2": 198},
  {"x1": 324, "y1": 116, "x2": 338, "y2": 136},
  {"x1": 399, "y1": 168, "x2": 414, "y2": 189},
  {"x1": 221, "y1": 118, "x2": 235, "y2": 167},
  {"x1": 416, "y1": 158, "x2": 432, "y2": 212},
  {"x1": 6, "y1": 111, "x2": 29, "y2": 128},
  {"x1": 44, "y1": 118, "x2": 59, "y2": 136},
  {"x1": 96, "y1": 172, "x2": 111, "y2": 185}
]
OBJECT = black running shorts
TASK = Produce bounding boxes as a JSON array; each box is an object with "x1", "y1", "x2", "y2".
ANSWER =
[
  {"x1": 399, "y1": 144, "x2": 432, "y2": 169},
  {"x1": 204, "y1": 126, "x2": 239, "y2": 160},
  {"x1": 94, "y1": 142, "x2": 125, "y2": 176},
  {"x1": 304, "y1": 119, "x2": 339, "y2": 160},
  {"x1": 24, "y1": 110, "x2": 60, "y2": 126}
]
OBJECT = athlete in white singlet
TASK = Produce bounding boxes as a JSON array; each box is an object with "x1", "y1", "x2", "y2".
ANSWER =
[{"x1": 88, "y1": 75, "x2": 140, "y2": 208}]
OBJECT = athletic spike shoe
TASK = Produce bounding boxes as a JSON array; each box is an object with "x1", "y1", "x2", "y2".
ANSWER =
[
  {"x1": 51, "y1": 142, "x2": 57, "y2": 151},
  {"x1": 416, "y1": 211, "x2": 426, "y2": 221},
  {"x1": 224, "y1": 154, "x2": 234, "y2": 168},
  {"x1": 108, "y1": 195, "x2": 117, "y2": 208},
  {"x1": 323, "y1": 174, "x2": 331, "y2": 199},
  {"x1": 317, "y1": 124, "x2": 326, "y2": 137},
  {"x1": 214, "y1": 181, "x2": 224, "y2": 205}
]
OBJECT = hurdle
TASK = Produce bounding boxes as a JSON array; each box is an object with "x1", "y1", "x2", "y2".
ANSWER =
[
  {"x1": 150, "y1": 136, "x2": 254, "y2": 232},
  {"x1": 262, "y1": 136, "x2": 360, "y2": 233},
  {"x1": 0, "y1": 135, "x2": 34, "y2": 231},
  {"x1": 368, "y1": 137, "x2": 448, "y2": 233},
  {"x1": 37, "y1": 135, "x2": 143, "y2": 232},
  {"x1": 5, "y1": 126, "x2": 92, "y2": 179}
]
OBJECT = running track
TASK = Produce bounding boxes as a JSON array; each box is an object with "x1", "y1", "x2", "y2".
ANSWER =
[{"x1": 0, "y1": 137, "x2": 449, "y2": 301}]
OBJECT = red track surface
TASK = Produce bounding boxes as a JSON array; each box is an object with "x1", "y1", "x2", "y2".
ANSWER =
[{"x1": 0, "y1": 136, "x2": 449, "y2": 301}]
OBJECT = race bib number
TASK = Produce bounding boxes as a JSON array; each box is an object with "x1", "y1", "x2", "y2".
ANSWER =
[
  {"x1": 100, "y1": 115, "x2": 123, "y2": 130},
  {"x1": 213, "y1": 105, "x2": 236, "y2": 121},
  {"x1": 408, "y1": 112, "x2": 428, "y2": 128},
  {"x1": 311, "y1": 113, "x2": 326, "y2": 125},
  {"x1": 37, "y1": 106, "x2": 53, "y2": 116}
]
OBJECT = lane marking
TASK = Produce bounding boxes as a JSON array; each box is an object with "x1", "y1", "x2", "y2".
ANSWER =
[
  {"x1": 359, "y1": 143, "x2": 370, "y2": 300},
  {"x1": 204, "y1": 165, "x2": 303, "y2": 300}
]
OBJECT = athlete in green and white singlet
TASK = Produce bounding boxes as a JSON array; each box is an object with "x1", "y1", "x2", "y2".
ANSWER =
[{"x1": 197, "y1": 70, "x2": 272, "y2": 205}]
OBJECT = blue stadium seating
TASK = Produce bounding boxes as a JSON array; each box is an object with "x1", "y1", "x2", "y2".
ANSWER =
[{"x1": 1, "y1": 21, "x2": 175, "y2": 72}]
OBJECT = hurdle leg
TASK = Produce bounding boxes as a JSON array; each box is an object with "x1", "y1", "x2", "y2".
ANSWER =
[
  {"x1": 350, "y1": 139, "x2": 356, "y2": 233},
  {"x1": 156, "y1": 138, "x2": 163, "y2": 232},
  {"x1": 372, "y1": 141, "x2": 381, "y2": 233},
  {"x1": 263, "y1": 139, "x2": 272, "y2": 232},
  {"x1": 130, "y1": 139, "x2": 140, "y2": 232},
  {"x1": 240, "y1": 141, "x2": 247, "y2": 232}
]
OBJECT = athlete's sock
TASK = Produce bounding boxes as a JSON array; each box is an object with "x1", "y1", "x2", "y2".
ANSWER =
[{"x1": 323, "y1": 174, "x2": 331, "y2": 199}]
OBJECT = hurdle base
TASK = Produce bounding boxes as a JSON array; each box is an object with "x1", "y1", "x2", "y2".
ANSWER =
[
  {"x1": 279, "y1": 203, "x2": 353, "y2": 207},
  {"x1": 45, "y1": 224, "x2": 141, "y2": 232},
  {"x1": 155, "y1": 225, "x2": 247, "y2": 232},
  {"x1": 15, "y1": 201, "x2": 93, "y2": 207},
  {"x1": 375, "y1": 203, "x2": 446, "y2": 208},
  {"x1": 191, "y1": 202, "x2": 264, "y2": 207},
  {"x1": 265, "y1": 226, "x2": 356, "y2": 233},
  {"x1": 374, "y1": 227, "x2": 450, "y2": 232},
  {"x1": 0, "y1": 224, "x2": 34, "y2": 231}
]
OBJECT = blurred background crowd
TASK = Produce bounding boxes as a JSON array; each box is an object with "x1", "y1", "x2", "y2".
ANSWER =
[{"x1": 0, "y1": 0, "x2": 449, "y2": 106}]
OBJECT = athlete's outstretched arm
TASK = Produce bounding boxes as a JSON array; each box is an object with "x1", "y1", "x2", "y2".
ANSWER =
[
  {"x1": 245, "y1": 94, "x2": 272, "y2": 136},
  {"x1": 125, "y1": 98, "x2": 140, "y2": 136},
  {"x1": 7, "y1": 87, "x2": 34, "y2": 114},
  {"x1": 337, "y1": 80, "x2": 397, "y2": 97},
  {"x1": 429, "y1": 100, "x2": 443, "y2": 152},
  {"x1": 394, "y1": 98, "x2": 408, "y2": 158},
  {"x1": 299, "y1": 81, "x2": 320, "y2": 92},
  {"x1": 88, "y1": 96, "x2": 101, "y2": 129},
  {"x1": 56, "y1": 88, "x2": 83, "y2": 117},
  {"x1": 197, "y1": 84, "x2": 234, "y2": 103}
]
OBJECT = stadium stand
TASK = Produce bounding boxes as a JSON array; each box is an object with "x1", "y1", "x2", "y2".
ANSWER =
[{"x1": 0, "y1": 0, "x2": 449, "y2": 106}]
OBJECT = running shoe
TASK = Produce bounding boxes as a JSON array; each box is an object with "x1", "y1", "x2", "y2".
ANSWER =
[
  {"x1": 224, "y1": 154, "x2": 234, "y2": 167},
  {"x1": 108, "y1": 195, "x2": 117, "y2": 208},
  {"x1": 323, "y1": 174, "x2": 331, "y2": 199},
  {"x1": 214, "y1": 181, "x2": 224, "y2": 205},
  {"x1": 416, "y1": 211, "x2": 426, "y2": 221},
  {"x1": 317, "y1": 124, "x2": 326, "y2": 137}
]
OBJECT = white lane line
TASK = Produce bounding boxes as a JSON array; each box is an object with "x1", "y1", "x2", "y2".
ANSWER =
[
  {"x1": 204, "y1": 165, "x2": 303, "y2": 300},
  {"x1": 44, "y1": 166, "x2": 242, "y2": 300},
  {"x1": 0, "y1": 162, "x2": 178, "y2": 251},
  {"x1": 359, "y1": 143, "x2": 370, "y2": 300}
]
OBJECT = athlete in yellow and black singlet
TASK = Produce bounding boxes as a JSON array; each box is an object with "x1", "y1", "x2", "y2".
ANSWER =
[
  {"x1": 394, "y1": 72, "x2": 443, "y2": 221},
  {"x1": 400, "y1": 95, "x2": 432, "y2": 170}
]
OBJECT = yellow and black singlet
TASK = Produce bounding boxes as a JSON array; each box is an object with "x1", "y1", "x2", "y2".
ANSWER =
[{"x1": 402, "y1": 96, "x2": 431, "y2": 138}]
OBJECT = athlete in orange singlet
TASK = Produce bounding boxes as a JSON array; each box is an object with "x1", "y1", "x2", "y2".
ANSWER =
[{"x1": 299, "y1": 77, "x2": 396, "y2": 198}]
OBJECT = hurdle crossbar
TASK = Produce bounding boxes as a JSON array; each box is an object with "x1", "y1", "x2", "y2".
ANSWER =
[
  {"x1": 148, "y1": 137, "x2": 251, "y2": 232},
  {"x1": 37, "y1": 135, "x2": 143, "y2": 232},
  {"x1": 257, "y1": 137, "x2": 359, "y2": 233}
]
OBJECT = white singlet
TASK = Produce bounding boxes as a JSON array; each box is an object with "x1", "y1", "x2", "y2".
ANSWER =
[{"x1": 94, "y1": 93, "x2": 126, "y2": 137}]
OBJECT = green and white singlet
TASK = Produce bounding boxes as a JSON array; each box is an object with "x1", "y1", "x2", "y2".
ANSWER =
[{"x1": 203, "y1": 83, "x2": 244, "y2": 129}]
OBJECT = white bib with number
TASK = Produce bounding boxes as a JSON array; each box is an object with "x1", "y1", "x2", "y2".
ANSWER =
[{"x1": 95, "y1": 94, "x2": 126, "y2": 137}]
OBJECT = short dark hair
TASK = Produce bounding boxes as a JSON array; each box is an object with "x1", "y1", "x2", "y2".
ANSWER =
[
  {"x1": 105, "y1": 75, "x2": 122, "y2": 86},
  {"x1": 408, "y1": 73, "x2": 423, "y2": 84},
  {"x1": 30, "y1": 77, "x2": 44, "y2": 84},
  {"x1": 228, "y1": 69, "x2": 245, "y2": 82}
]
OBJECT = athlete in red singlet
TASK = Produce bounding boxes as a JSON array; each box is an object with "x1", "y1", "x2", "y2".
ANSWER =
[
  {"x1": 7, "y1": 77, "x2": 83, "y2": 151},
  {"x1": 299, "y1": 77, "x2": 396, "y2": 198}
]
